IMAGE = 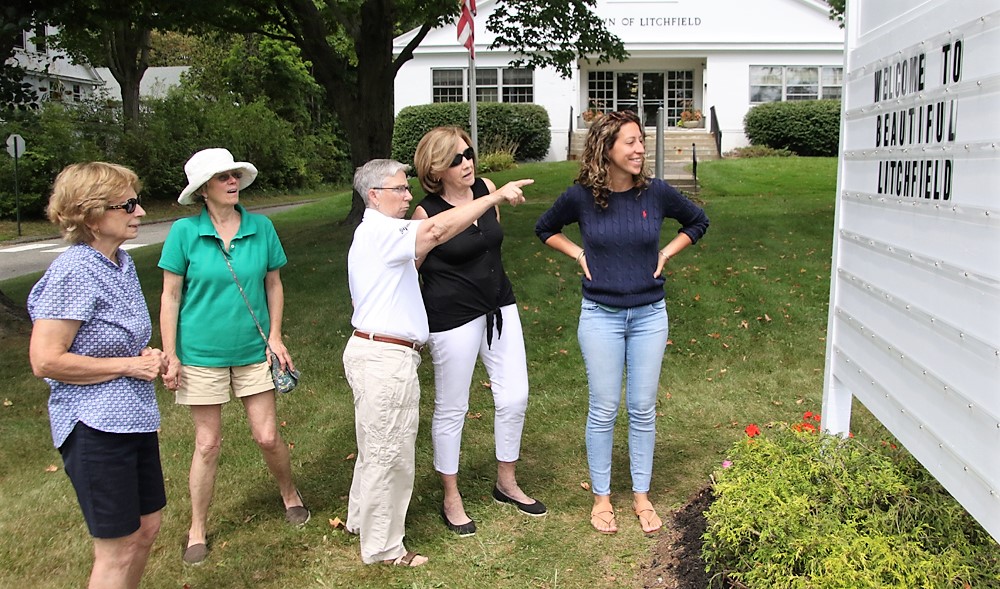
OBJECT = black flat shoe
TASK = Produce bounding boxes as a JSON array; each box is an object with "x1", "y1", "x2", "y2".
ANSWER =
[
  {"x1": 440, "y1": 507, "x2": 476, "y2": 537},
  {"x1": 492, "y1": 485, "x2": 548, "y2": 516}
]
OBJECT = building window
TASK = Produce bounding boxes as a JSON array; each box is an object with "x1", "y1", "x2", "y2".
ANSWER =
[
  {"x1": 431, "y1": 67, "x2": 534, "y2": 103},
  {"x1": 32, "y1": 25, "x2": 47, "y2": 54},
  {"x1": 586, "y1": 71, "x2": 614, "y2": 113},
  {"x1": 72, "y1": 84, "x2": 83, "y2": 102},
  {"x1": 750, "y1": 65, "x2": 843, "y2": 103},
  {"x1": 14, "y1": 31, "x2": 26, "y2": 50}
]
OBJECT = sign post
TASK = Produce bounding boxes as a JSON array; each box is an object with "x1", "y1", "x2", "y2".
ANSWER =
[{"x1": 6, "y1": 134, "x2": 26, "y2": 237}]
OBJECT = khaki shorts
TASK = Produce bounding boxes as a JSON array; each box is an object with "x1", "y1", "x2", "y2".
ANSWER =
[{"x1": 175, "y1": 361, "x2": 273, "y2": 406}]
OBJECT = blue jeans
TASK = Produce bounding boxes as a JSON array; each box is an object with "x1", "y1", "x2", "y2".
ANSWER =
[{"x1": 577, "y1": 297, "x2": 668, "y2": 496}]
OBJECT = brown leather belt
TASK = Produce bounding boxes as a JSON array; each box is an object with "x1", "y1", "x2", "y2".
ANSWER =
[{"x1": 353, "y1": 330, "x2": 424, "y2": 352}]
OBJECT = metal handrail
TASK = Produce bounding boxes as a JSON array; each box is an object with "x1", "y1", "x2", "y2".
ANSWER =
[{"x1": 709, "y1": 106, "x2": 722, "y2": 156}]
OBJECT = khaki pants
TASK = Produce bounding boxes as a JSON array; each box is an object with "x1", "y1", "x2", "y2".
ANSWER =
[{"x1": 342, "y1": 337, "x2": 421, "y2": 564}]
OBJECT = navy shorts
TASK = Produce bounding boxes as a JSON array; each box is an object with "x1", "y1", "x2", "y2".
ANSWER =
[{"x1": 59, "y1": 422, "x2": 167, "y2": 539}]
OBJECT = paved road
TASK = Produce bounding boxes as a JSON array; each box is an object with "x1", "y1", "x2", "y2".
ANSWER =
[{"x1": 0, "y1": 203, "x2": 307, "y2": 282}]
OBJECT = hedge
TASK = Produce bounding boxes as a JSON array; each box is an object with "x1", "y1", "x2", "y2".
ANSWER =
[
  {"x1": 392, "y1": 102, "x2": 551, "y2": 165},
  {"x1": 743, "y1": 99, "x2": 842, "y2": 156}
]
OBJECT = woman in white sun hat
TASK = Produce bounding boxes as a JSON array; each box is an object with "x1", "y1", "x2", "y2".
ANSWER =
[{"x1": 158, "y1": 148, "x2": 307, "y2": 566}]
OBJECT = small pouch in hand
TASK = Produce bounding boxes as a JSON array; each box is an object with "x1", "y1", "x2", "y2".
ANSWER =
[{"x1": 270, "y1": 353, "x2": 301, "y2": 394}]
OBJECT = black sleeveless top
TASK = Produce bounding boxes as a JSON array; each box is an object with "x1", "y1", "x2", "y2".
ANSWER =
[{"x1": 417, "y1": 178, "x2": 516, "y2": 341}]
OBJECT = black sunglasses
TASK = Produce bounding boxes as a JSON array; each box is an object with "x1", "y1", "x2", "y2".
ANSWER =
[
  {"x1": 449, "y1": 146, "x2": 476, "y2": 168},
  {"x1": 105, "y1": 196, "x2": 141, "y2": 214},
  {"x1": 214, "y1": 171, "x2": 244, "y2": 182}
]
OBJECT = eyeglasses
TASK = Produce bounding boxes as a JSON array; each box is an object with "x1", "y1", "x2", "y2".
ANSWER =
[
  {"x1": 449, "y1": 146, "x2": 476, "y2": 168},
  {"x1": 373, "y1": 185, "x2": 412, "y2": 194},
  {"x1": 214, "y1": 171, "x2": 243, "y2": 183},
  {"x1": 105, "y1": 197, "x2": 141, "y2": 214}
]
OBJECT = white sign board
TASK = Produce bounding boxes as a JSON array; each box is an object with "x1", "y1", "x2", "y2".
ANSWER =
[{"x1": 823, "y1": 0, "x2": 1000, "y2": 541}]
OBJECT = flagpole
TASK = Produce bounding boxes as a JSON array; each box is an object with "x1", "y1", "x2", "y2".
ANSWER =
[{"x1": 469, "y1": 52, "x2": 478, "y2": 154}]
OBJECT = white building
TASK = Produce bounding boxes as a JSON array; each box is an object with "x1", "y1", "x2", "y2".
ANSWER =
[
  {"x1": 7, "y1": 25, "x2": 103, "y2": 103},
  {"x1": 95, "y1": 66, "x2": 189, "y2": 101},
  {"x1": 393, "y1": 0, "x2": 846, "y2": 160}
]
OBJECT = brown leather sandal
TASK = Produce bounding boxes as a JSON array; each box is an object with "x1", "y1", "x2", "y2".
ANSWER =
[
  {"x1": 590, "y1": 509, "x2": 618, "y2": 534},
  {"x1": 383, "y1": 550, "x2": 428, "y2": 567}
]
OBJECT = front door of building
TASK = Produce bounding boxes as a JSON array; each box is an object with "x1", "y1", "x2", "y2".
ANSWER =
[
  {"x1": 587, "y1": 69, "x2": 696, "y2": 127},
  {"x1": 615, "y1": 72, "x2": 664, "y2": 127}
]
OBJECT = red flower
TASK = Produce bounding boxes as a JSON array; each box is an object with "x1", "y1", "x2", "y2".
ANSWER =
[
  {"x1": 803, "y1": 411, "x2": 813, "y2": 420},
  {"x1": 745, "y1": 423, "x2": 761, "y2": 438}
]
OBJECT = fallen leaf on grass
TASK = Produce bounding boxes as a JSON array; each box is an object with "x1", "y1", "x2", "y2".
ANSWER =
[
  {"x1": 580, "y1": 481, "x2": 590, "y2": 491},
  {"x1": 344, "y1": 452, "x2": 356, "y2": 461},
  {"x1": 328, "y1": 517, "x2": 344, "y2": 529},
  {"x1": 280, "y1": 421, "x2": 287, "y2": 427},
  {"x1": 2, "y1": 399, "x2": 11, "y2": 407},
  {"x1": 466, "y1": 412, "x2": 482, "y2": 419},
  {"x1": 45, "y1": 464, "x2": 58, "y2": 473},
  {"x1": 480, "y1": 381, "x2": 491, "y2": 389}
]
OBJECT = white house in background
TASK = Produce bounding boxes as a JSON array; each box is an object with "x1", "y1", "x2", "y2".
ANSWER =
[
  {"x1": 7, "y1": 24, "x2": 103, "y2": 103},
  {"x1": 393, "y1": 0, "x2": 845, "y2": 160},
  {"x1": 95, "y1": 66, "x2": 189, "y2": 101}
]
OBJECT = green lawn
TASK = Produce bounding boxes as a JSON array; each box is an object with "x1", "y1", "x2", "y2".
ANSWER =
[{"x1": 0, "y1": 157, "x2": 889, "y2": 588}]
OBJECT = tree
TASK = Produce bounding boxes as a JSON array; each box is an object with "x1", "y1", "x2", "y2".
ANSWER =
[
  {"x1": 207, "y1": 0, "x2": 626, "y2": 223},
  {"x1": 0, "y1": 0, "x2": 58, "y2": 111},
  {"x1": 827, "y1": 0, "x2": 845, "y2": 27},
  {"x1": 49, "y1": 0, "x2": 159, "y2": 129}
]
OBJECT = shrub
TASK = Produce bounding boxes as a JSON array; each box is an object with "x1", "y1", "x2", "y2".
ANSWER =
[
  {"x1": 0, "y1": 102, "x2": 110, "y2": 219},
  {"x1": 392, "y1": 102, "x2": 551, "y2": 165},
  {"x1": 703, "y1": 415, "x2": 1000, "y2": 588},
  {"x1": 724, "y1": 145, "x2": 795, "y2": 158},
  {"x1": 0, "y1": 92, "x2": 352, "y2": 219},
  {"x1": 743, "y1": 99, "x2": 841, "y2": 156},
  {"x1": 477, "y1": 135, "x2": 519, "y2": 173}
]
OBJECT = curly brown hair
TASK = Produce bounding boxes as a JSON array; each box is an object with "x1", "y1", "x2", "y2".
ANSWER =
[
  {"x1": 576, "y1": 110, "x2": 649, "y2": 209},
  {"x1": 47, "y1": 162, "x2": 142, "y2": 243}
]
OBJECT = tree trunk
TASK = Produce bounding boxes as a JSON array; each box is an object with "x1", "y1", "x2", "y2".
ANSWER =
[
  {"x1": 281, "y1": 0, "x2": 398, "y2": 226},
  {"x1": 105, "y1": 22, "x2": 150, "y2": 130}
]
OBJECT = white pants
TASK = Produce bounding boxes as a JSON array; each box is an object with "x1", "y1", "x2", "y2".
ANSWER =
[
  {"x1": 429, "y1": 304, "x2": 529, "y2": 475},
  {"x1": 342, "y1": 337, "x2": 420, "y2": 564}
]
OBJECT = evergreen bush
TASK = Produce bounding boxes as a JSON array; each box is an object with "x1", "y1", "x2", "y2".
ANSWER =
[
  {"x1": 392, "y1": 102, "x2": 550, "y2": 165},
  {"x1": 743, "y1": 99, "x2": 842, "y2": 156}
]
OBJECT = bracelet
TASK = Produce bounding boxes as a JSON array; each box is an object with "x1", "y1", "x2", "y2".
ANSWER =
[
  {"x1": 658, "y1": 250, "x2": 671, "y2": 261},
  {"x1": 575, "y1": 250, "x2": 586, "y2": 262}
]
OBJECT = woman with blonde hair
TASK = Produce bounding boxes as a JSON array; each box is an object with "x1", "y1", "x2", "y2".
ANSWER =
[
  {"x1": 412, "y1": 126, "x2": 545, "y2": 537},
  {"x1": 28, "y1": 162, "x2": 167, "y2": 588},
  {"x1": 535, "y1": 111, "x2": 709, "y2": 534}
]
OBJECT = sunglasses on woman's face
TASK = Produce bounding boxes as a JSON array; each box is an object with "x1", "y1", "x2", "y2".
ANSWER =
[
  {"x1": 214, "y1": 171, "x2": 243, "y2": 183},
  {"x1": 449, "y1": 146, "x2": 476, "y2": 168},
  {"x1": 105, "y1": 197, "x2": 140, "y2": 214}
]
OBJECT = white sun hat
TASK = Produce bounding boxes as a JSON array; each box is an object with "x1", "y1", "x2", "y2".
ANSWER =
[{"x1": 178, "y1": 148, "x2": 259, "y2": 205}]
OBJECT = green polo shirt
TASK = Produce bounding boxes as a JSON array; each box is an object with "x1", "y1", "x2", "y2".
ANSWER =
[{"x1": 158, "y1": 204, "x2": 287, "y2": 367}]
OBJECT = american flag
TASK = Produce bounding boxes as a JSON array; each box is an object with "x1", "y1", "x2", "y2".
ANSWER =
[{"x1": 457, "y1": 0, "x2": 477, "y2": 58}]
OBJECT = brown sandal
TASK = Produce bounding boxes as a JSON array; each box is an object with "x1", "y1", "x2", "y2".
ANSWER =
[
  {"x1": 590, "y1": 509, "x2": 618, "y2": 534},
  {"x1": 635, "y1": 507, "x2": 662, "y2": 534},
  {"x1": 383, "y1": 550, "x2": 428, "y2": 567}
]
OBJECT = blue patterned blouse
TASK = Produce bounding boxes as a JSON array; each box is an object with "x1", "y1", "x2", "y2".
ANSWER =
[{"x1": 27, "y1": 243, "x2": 160, "y2": 448}]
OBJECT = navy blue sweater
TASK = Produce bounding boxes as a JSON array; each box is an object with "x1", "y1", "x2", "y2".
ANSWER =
[{"x1": 535, "y1": 179, "x2": 709, "y2": 308}]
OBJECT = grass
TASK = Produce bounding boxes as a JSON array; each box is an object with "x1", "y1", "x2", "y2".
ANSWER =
[{"x1": 0, "y1": 157, "x2": 893, "y2": 588}]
